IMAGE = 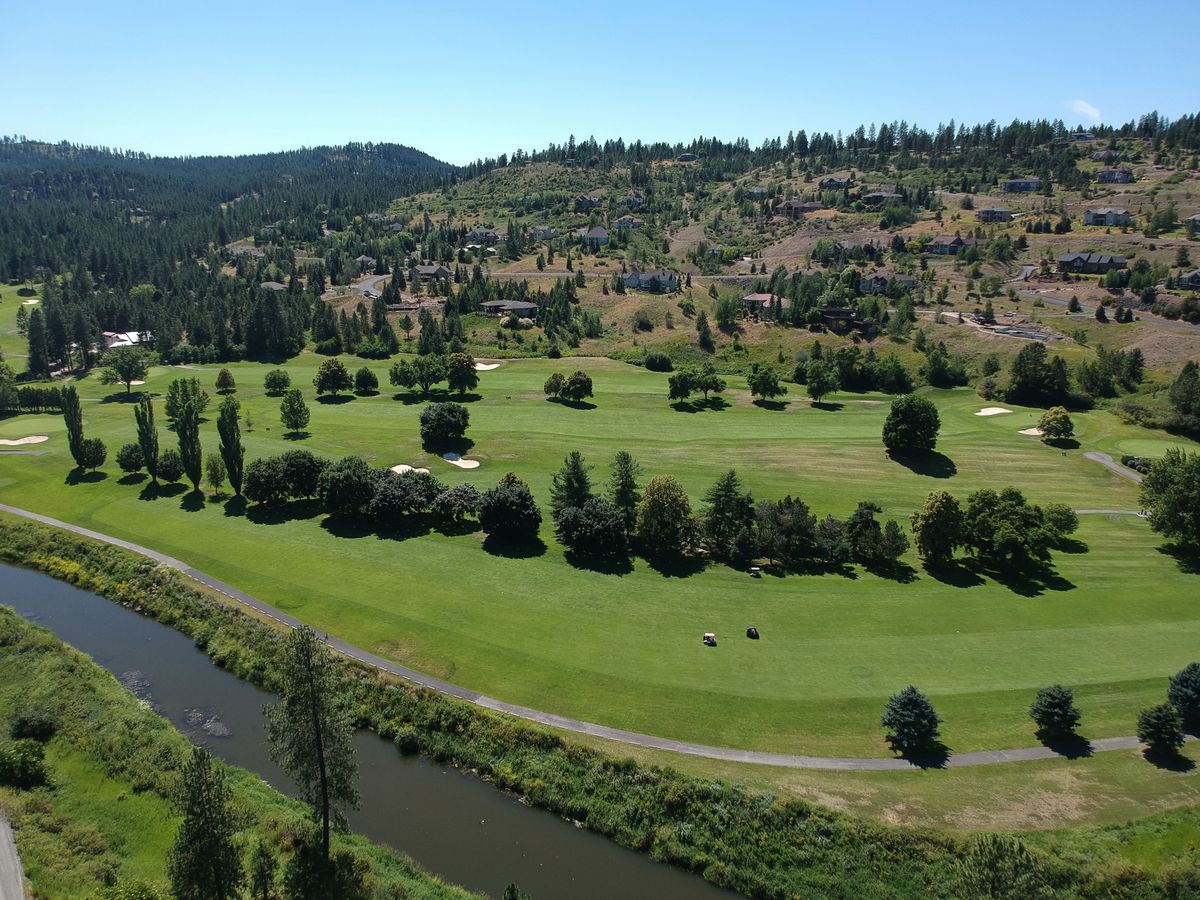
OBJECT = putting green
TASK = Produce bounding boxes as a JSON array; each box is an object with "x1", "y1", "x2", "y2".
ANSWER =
[{"x1": 1, "y1": 354, "x2": 1196, "y2": 757}]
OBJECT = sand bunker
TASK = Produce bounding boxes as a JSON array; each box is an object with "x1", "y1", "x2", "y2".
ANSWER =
[
  {"x1": 22, "y1": 299, "x2": 39, "y2": 305},
  {"x1": 975, "y1": 407, "x2": 1013, "y2": 417},
  {"x1": 1018, "y1": 427, "x2": 1044, "y2": 436},
  {"x1": 441, "y1": 452, "x2": 480, "y2": 469},
  {"x1": 0, "y1": 435, "x2": 49, "y2": 446},
  {"x1": 389, "y1": 464, "x2": 431, "y2": 476},
  {"x1": 128, "y1": 380, "x2": 146, "y2": 386},
  {"x1": 474, "y1": 363, "x2": 500, "y2": 371}
]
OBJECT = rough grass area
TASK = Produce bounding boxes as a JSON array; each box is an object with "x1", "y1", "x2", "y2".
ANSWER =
[
  {"x1": 0, "y1": 606, "x2": 474, "y2": 899},
  {"x1": 1, "y1": 356, "x2": 1197, "y2": 759}
]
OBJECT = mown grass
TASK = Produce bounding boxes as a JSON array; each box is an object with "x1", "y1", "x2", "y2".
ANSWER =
[
  {"x1": 1, "y1": 354, "x2": 1197, "y2": 758},
  {"x1": 0, "y1": 607, "x2": 474, "y2": 899}
]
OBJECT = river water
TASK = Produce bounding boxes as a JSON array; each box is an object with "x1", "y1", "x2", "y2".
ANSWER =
[{"x1": 0, "y1": 563, "x2": 735, "y2": 899}]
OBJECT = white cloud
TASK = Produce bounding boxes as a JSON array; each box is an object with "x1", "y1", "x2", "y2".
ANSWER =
[{"x1": 1069, "y1": 99, "x2": 1101, "y2": 123}]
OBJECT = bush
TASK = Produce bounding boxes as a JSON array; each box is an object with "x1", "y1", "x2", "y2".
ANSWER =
[
  {"x1": 419, "y1": 402, "x2": 469, "y2": 449},
  {"x1": 1167, "y1": 662, "x2": 1200, "y2": 724},
  {"x1": 556, "y1": 497, "x2": 628, "y2": 558},
  {"x1": 158, "y1": 449, "x2": 185, "y2": 483},
  {"x1": 243, "y1": 456, "x2": 290, "y2": 506},
  {"x1": 643, "y1": 350, "x2": 673, "y2": 372},
  {"x1": 0, "y1": 739, "x2": 47, "y2": 788},
  {"x1": 264, "y1": 369, "x2": 291, "y2": 394},
  {"x1": 116, "y1": 442, "x2": 144, "y2": 474},
  {"x1": 78, "y1": 437, "x2": 107, "y2": 471},
  {"x1": 354, "y1": 367, "x2": 379, "y2": 394}
]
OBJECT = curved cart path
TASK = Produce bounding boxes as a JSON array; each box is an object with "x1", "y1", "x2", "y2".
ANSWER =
[
  {"x1": 0, "y1": 503, "x2": 1179, "y2": 772},
  {"x1": 0, "y1": 814, "x2": 23, "y2": 900},
  {"x1": 1084, "y1": 451, "x2": 1144, "y2": 483}
]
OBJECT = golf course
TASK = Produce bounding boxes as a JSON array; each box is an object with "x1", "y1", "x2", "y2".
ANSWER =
[{"x1": 2, "y1": 290, "x2": 1196, "y2": 762}]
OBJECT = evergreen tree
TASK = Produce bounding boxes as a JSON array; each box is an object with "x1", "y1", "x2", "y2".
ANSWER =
[
  {"x1": 550, "y1": 451, "x2": 593, "y2": 514},
  {"x1": 215, "y1": 368, "x2": 236, "y2": 394},
  {"x1": 247, "y1": 840, "x2": 278, "y2": 900},
  {"x1": 696, "y1": 310, "x2": 715, "y2": 352},
  {"x1": 608, "y1": 451, "x2": 642, "y2": 529},
  {"x1": 266, "y1": 626, "x2": 359, "y2": 866},
  {"x1": 217, "y1": 396, "x2": 245, "y2": 496},
  {"x1": 25, "y1": 307, "x2": 50, "y2": 378},
  {"x1": 280, "y1": 388, "x2": 311, "y2": 434},
  {"x1": 1029, "y1": 684, "x2": 1082, "y2": 738},
  {"x1": 167, "y1": 747, "x2": 243, "y2": 900},
  {"x1": 61, "y1": 384, "x2": 85, "y2": 467},
  {"x1": 135, "y1": 395, "x2": 160, "y2": 484},
  {"x1": 881, "y1": 686, "x2": 942, "y2": 755},
  {"x1": 702, "y1": 470, "x2": 755, "y2": 560},
  {"x1": 176, "y1": 398, "x2": 203, "y2": 492}
]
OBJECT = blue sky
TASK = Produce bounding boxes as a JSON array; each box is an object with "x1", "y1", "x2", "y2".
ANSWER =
[{"x1": 4, "y1": 1, "x2": 1196, "y2": 165}]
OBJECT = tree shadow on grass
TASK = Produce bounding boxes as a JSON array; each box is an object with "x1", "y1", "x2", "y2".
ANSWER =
[
  {"x1": 752, "y1": 398, "x2": 789, "y2": 411},
  {"x1": 16, "y1": 287, "x2": 36, "y2": 297},
  {"x1": 1157, "y1": 542, "x2": 1200, "y2": 575},
  {"x1": 482, "y1": 534, "x2": 547, "y2": 559},
  {"x1": 889, "y1": 740, "x2": 951, "y2": 770},
  {"x1": 99, "y1": 391, "x2": 147, "y2": 404},
  {"x1": 888, "y1": 450, "x2": 957, "y2": 478},
  {"x1": 354, "y1": 389, "x2": 380, "y2": 398},
  {"x1": 248, "y1": 498, "x2": 323, "y2": 526},
  {"x1": 1045, "y1": 437, "x2": 1081, "y2": 450},
  {"x1": 670, "y1": 396, "x2": 731, "y2": 413},
  {"x1": 223, "y1": 495, "x2": 247, "y2": 517},
  {"x1": 282, "y1": 431, "x2": 311, "y2": 441},
  {"x1": 810, "y1": 400, "x2": 845, "y2": 412},
  {"x1": 548, "y1": 397, "x2": 598, "y2": 411},
  {"x1": 433, "y1": 519, "x2": 481, "y2": 539},
  {"x1": 1037, "y1": 731, "x2": 1093, "y2": 759},
  {"x1": 1054, "y1": 537, "x2": 1089, "y2": 555},
  {"x1": 65, "y1": 469, "x2": 107, "y2": 485},
  {"x1": 645, "y1": 553, "x2": 707, "y2": 578},
  {"x1": 976, "y1": 559, "x2": 1076, "y2": 597},
  {"x1": 422, "y1": 436, "x2": 475, "y2": 457},
  {"x1": 923, "y1": 559, "x2": 985, "y2": 589},
  {"x1": 864, "y1": 560, "x2": 919, "y2": 584},
  {"x1": 180, "y1": 490, "x2": 206, "y2": 512},
  {"x1": 374, "y1": 515, "x2": 434, "y2": 543},
  {"x1": 320, "y1": 515, "x2": 377, "y2": 540},
  {"x1": 117, "y1": 472, "x2": 148, "y2": 486},
  {"x1": 316, "y1": 394, "x2": 355, "y2": 405},
  {"x1": 1142, "y1": 747, "x2": 1196, "y2": 772},
  {"x1": 564, "y1": 549, "x2": 634, "y2": 576}
]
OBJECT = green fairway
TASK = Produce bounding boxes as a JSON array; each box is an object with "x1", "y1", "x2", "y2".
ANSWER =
[{"x1": 1, "y1": 354, "x2": 1197, "y2": 757}]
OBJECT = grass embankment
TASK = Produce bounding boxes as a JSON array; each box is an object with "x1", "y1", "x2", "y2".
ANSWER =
[
  {"x1": 1, "y1": 355, "x2": 1197, "y2": 758},
  {"x1": 0, "y1": 603, "x2": 474, "y2": 899},
  {"x1": 2, "y1": 516, "x2": 1198, "y2": 898}
]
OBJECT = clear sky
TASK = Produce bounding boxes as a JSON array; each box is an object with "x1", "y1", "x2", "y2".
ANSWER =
[{"x1": 4, "y1": 0, "x2": 1196, "y2": 166}]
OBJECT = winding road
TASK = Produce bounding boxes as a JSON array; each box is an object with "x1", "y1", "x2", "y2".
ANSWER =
[
  {"x1": 0, "y1": 814, "x2": 22, "y2": 900},
  {"x1": 0, "y1": 503, "x2": 1180, "y2": 772}
]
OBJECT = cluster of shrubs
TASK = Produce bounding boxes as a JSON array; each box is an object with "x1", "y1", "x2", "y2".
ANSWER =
[{"x1": 542, "y1": 370, "x2": 593, "y2": 403}]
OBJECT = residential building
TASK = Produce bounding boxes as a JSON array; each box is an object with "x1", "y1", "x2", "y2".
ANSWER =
[
  {"x1": 977, "y1": 207, "x2": 1013, "y2": 223},
  {"x1": 355, "y1": 254, "x2": 377, "y2": 269},
  {"x1": 860, "y1": 271, "x2": 916, "y2": 294},
  {"x1": 527, "y1": 226, "x2": 558, "y2": 241},
  {"x1": 574, "y1": 195, "x2": 602, "y2": 212},
  {"x1": 613, "y1": 214, "x2": 646, "y2": 229},
  {"x1": 260, "y1": 280, "x2": 287, "y2": 292},
  {"x1": 414, "y1": 264, "x2": 452, "y2": 280},
  {"x1": 1000, "y1": 177, "x2": 1042, "y2": 193},
  {"x1": 861, "y1": 191, "x2": 902, "y2": 207},
  {"x1": 924, "y1": 235, "x2": 971, "y2": 255},
  {"x1": 1096, "y1": 166, "x2": 1134, "y2": 184},
  {"x1": 1083, "y1": 207, "x2": 1131, "y2": 227},
  {"x1": 481, "y1": 299, "x2": 539, "y2": 317},
  {"x1": 819, "y1": 176, "x2": 853, "y2": 190},
  {"x1": 623, "y1": 269, "x2": 679, "y2": 292},
  {"x1": 1056, "y1": 252, "x2": 1127, "y2": 274},
  {"x1": 464, "y1": 227, "x2": 501, "y2": 244},
  {"x1": 745, "y1": 187, "x2": 769, "y2": 200},
  {"x1": 577, "y1": 226, "x2": 610, "y2": 248},
  {"x1": 623, "y1": 193, "x2": 645, "y2": 209},
  {"x1": 1178, "y1": 270, "x2": 1200, "y2": 290},
  {"x1": 1092, "y1": 149, "x2": 1120, "y2": 163},
  {"x1": 741, "y1": 292, "x2": 791, "y2": 315},
  {"x1": 676, "y1": 152, "x2": 699, "y2": 162}
]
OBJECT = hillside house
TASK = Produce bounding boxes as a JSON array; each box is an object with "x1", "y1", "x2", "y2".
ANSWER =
[
  {"x1": 819, "y1": 176, "x2": 853, "y2": 190},
  {"x1": 977, "y1": 207, "x2": 1013, "y2": 223},
  {"x1": 624, "y1": 269, "x2": 679, "y2": 292},
  {"x1": 1069, "y1": 132, "x2": 1097, "y2": 142},
  {"x1": 1000, "y1": 177, "x2": 1042, "y2": 193},
  {"x1": 676, "y1": 152, "x2": 699, "y2": 162},
  {"x1": 260, "y1": 281, "x2": 287, "y2": 292},
  {"x1": 818, "y1": 306, "x2": 860, "y2": 332},
  {"x1": 481, "y1": 299, "x2": 539, "y2": 317},
  {"x1": 745, "y1": 187, "x2": 769, "y2": 200},
  {"x1": 613, "y1": 214, "x2": 646, "y2": 229},
  {"x1": 861, "y1": 191, "x2": 902, "y2": 207},
  {"x1": 1056, "y1": 252, "x2": 1127, "y2": 274},
  {"x1": 860, "y1": 271, "x2": 916, "y2": 294},
  {"x1": 1096, "y1": 166, "x2": 1134, "y2": 184},
  {"x1": 1092, "y1": 149, "x2": 1120, "y2": 163},
  {"x1": 1178, "y1": 270, "x2": 1200, "y2": 290},
  {"x1": 355, "y1": 254, "x2": 377, "y2": 269},
  {"x1": 623, "y1": 193, "x2": 645, "y2": 209},
  {"x1": 527, "y1": 226, "x2": 557, "y2": 241},
  {"x1": 1084, "y1": 207, "x2": 1131, "y2": 227},
  {"x1": 574, "y1": 195, "x2": 602, "y2": 212},
  {"x1": 464, "y1": 227, "x2": 501, "y2": 245},
  {"x1": 924, "y1": 235, "x2": 975, "y2": 255},
  {"x1": 102, "y1": 330, "x2": 149, "y2": 349},
  {"x1": 741, "y1": 292, "x2": 791, "y2": 316},
  {"x1": 577, "y1": 225, "x2": 610, "y2": 248},
  {"x1": 415, "y1": 264, "x2": 452, "y2": 281}
]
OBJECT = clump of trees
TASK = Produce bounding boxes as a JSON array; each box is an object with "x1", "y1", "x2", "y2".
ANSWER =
[
  {"x1": 1141, "y1": 449, "x2": 1200, "y2": 548},
  {"x1": 668, "y1": 362, "x2": 726, "y2": 404},
  {"x1": 543, "y1": 370, "x2": 594, "y2": 403}
]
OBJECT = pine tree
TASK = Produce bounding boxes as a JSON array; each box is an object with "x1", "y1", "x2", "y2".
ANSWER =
[
  {"x1": 217, "y1": 396, "x2": 245, "y2": 496},
  {"x1": 25, "y1": 308, "x2": 50, "y2": 378},
  {"x1": 177, "y1": 397, "x2": 203, "y2": 492},
  {"x1": 608, "y1": 451, "x2": 642, "y2": 529},
  {"x1": 266, "y1": 626, "x2": 359, "y2": 866},
  {"x1": 247, "y1": 840, "x2": 278, "y2": 900},
  {"x1": 550, "y1": 451, "x2": 593, "y2": 514},
  {"x1": 702, "y1": 470, "x2": 754, "y2": 560},
  {"x1": 167, "y1": 747, "x2": 244, "y2": 900},
  {"x1": 135, "y1": 395, "x2": 160, "y2": 484},
  {"x1": 61, "y1": 384, "x2": 85, "y2": 467}
]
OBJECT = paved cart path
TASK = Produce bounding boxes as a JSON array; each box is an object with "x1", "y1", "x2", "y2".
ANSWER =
[
  {"x1": 0, "y1": 814, "x2": 23, "y2": 900},
  {"x1": 1, "y1": 503, "x2": 1182, "y2": 772}
]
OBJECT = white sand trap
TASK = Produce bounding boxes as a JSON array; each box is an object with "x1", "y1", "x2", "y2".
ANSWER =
[
  {"x1": 1019, "y1": 427, "x2": 1044, "y2": 436},
  {"x1": 22, "y1": 299, "x2": 39, "y2": 305},
  {"x1": 441, "y1": 452, "x2": 480, "y2": 469},
  {"x1": 0, "y1": 435, "x2": 48, "y2": 446},
  {"x1": 975, "y1": 407, "x2": 1013, "y2": 417},
  {"x1": 474, "y1": 363, "x2": 500, "y2": 371},
  {"x1": 389, "y1": 464, "x2": 431, "y2": 476},
  {"x1": 128, "y1": 380, "x2": 146, "y2": 386}
]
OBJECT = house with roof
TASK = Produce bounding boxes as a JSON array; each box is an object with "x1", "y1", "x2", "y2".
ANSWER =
[
  {"x1": 741, "y1": 292, "x2": 791, "y2": 315},
  {"x1": 819, "y1": 176, "x2": 853, "y2": 190},
  {"x1": 355, "y1": 254, "x2": 377, "y2": 269},
  {"x1": 1178, "y1": 270, "x2": 1200, "y2": 290},
  {"x1": 414, "y1": 264, "x2": 452, "y2": 281},
  {"x1": 577, "y1": 225, "x2": 610, "y2": 248},
  {"x1": 623, "y1": 193, "x2": 645, "y2": 209},
  {"x1": 613, "y1": 214, "x2": 646, "y2": 229},
  {"x1": 102, "y1": 330, "x2": 149, "y2": 350},
  {"x1": 977, "y1": 207, "x2": 1013, "y2": 223},
  {"x1": 861, "y1": 191, "x2": 902, "y2": 207},
  {"x1": 676, "y1": 152, "x2": 699, "y2": 162},
  {"x1": 1092, "y1": 149, "x2": 1120, "y2": 163},
  {"x1": 574, "y1": 195, "x2": 602, "y2": 212},
  {"x1": 465, "y1": 227, "x2": 501, "y2": 245},
  {"x1": 860, "y1": 271, "x2": 916, "y2": 294},
  {"x1": 1084, "y1": 207, "x2": 1131, "y2": 227},
  {"x1": 1069, "y1": 132, "x2": 1097, "y2": 142},
  {"x1": 745, "y1": 187, "x2": 769, "y2": 200},
  {"x1": 527, "y1": 226, "x2": 558, "y2": 242},
  {"x1": 1096, "y1": 166, "x2": 1134, "y2": 184},
  {"x1": 481, "y1": 299, "x2": 539, "y2": 317},
  {"x1": 1056, "y1": 252, "x2": 1127, "y2": 274},
  {"x1": 1000, "y1": 177, "x2": 1042, "y2": 193},
  {"x1": 924, "y1": 235, "x2": 975, "y2": 255},
  {"x1": 623, "y1": 269, "x2": 679, "y2": 292},
  {"x1": 260, "y1": 280, "x2": 288, "y2": 292},
  {"x1": 818, "y1": 306, "x2": 860, "y2": 332}
]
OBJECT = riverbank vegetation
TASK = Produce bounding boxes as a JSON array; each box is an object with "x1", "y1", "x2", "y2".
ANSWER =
[{"x1": 3, "y1": 516, "x2": 1198, "y2": 897}]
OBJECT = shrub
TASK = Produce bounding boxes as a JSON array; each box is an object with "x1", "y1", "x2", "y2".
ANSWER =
[
  {"x1": 215, "y1": 368, "x2": 236, "y2": 394},
  {"x1": 264, "y1": 369, "x2": 291, "y2": 394},
  {"x1": 1168, "y1": 662, "x2": 1200, "y2": 724},
  {"x1": 354, "y1": 367, "x2": 379, "y2": 394},
  {"x1": 116, "y1": 442, "x2": 144, "y2": 474},
  {"x1": 78, "y1": 437, "x2": 107, "y2": 471},
  {"x1": 158, "y1": 449, "x2": 185, "y2": 483},
  {"x1": 0, "y1": 739, "x2": 47, "y2": 788},
  {"x1": 643, "y1": 350, "x2": 673, "y2": 372},
  {"x1": 479, "y1": 473, "x2": 542, "y2": 541}
]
